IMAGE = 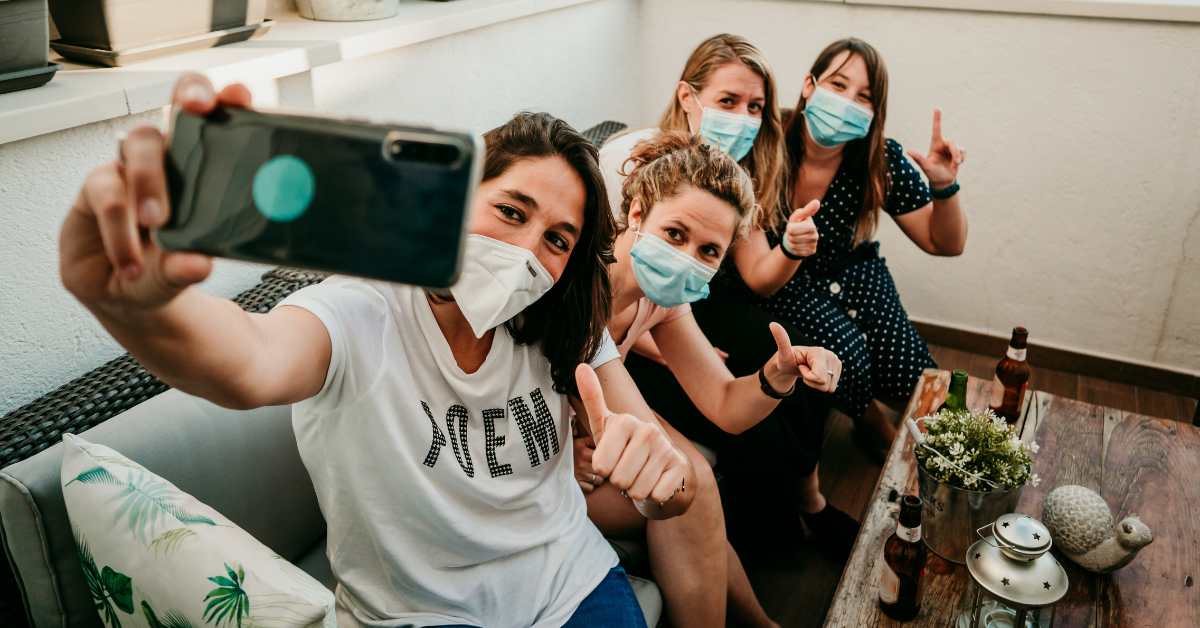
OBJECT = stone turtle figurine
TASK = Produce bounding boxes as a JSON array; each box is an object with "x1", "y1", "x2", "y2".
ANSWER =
[{"x1": 1041, "y1": 485, "x2": 1154, "y2": 574}]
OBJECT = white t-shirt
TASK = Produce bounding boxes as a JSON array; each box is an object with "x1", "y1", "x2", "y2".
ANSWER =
[
  {"x1": 278, "y1": 276, "x2": 618, "y2": 628},
  {"x1": 599, "y1": 127, "x2": 659, "y2": 222}
]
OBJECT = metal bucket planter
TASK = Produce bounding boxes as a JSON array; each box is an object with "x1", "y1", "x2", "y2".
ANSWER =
[{"x1": 917, "y1": 462, "x2": 1024, "y2": 564}]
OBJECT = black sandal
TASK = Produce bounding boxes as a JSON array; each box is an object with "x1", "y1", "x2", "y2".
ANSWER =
[{"x1": 800, "y1": 503, "x2": 861, "y2": 563}]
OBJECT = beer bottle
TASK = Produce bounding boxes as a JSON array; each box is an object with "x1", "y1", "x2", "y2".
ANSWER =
[
  {"x1": 989, "y1": 327, "x2": 1030, "y2": 424},
  {"x1": 938, "y1": 369, "x2": 969, "y2": 413},
  {"x1": 879, "y1": 495, "x2": 927, "y2": 621}
]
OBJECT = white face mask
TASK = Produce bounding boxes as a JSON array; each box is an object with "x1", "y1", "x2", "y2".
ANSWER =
[{"x1": 449, "y1": 234, "x2": 555, "y2": 338}]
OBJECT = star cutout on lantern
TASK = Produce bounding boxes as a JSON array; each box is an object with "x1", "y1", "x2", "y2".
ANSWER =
[
  {"x1": 1033, "y1": 533, "x2": 1041, "y2": 540},
  {"x1": 1002, "y1": 522, "x2": 1010, "y2": 528},
  {"x1": 1001, "y1": 578, "x2": 1011, "y2": 586},
  {"x1": 1044, "y1": 582, "x2": 1051, "y2": 590},
  {"x1": 975, "y1": 553, "x2": 981, "y2": 559}
]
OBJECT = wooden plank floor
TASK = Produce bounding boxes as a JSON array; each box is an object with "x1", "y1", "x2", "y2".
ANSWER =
[{"x1": 739, "y1": 343, "x2": 1198, "y2": 628}]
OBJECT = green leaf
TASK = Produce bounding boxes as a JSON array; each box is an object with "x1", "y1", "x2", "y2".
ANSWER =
[
  {"x1": 148, "y1": 528, "x2": 196, "y2": 556},
  {"x1": 202, "y1": 563, "x2": 249, "y2": 628},
  {"x1": 90, "y1": 454, "x2": 148, "y2": 471},
  {"x1": 74, "y1": 531, "x2": 133, "y2": 628},
  {"x1": 108, "y1": 470, "x2": 216, "y2": 545},
  {"x1": 100, "y1": 566, "x2": 134, "y2": 614},
  {"x1": 65, "y1": 466, "x2": 123, "y2": 487}
]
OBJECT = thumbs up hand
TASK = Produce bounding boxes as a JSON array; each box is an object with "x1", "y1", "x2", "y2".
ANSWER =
[
  {"x1": 784, "y1": 200, "x2": 821, "y2": 258},
  {"x1": 767, "y1": 322, "x2": 842, "y2": 393},
  {"x1": 575, "y1": 363, "x2": 689, "y2": 506}
]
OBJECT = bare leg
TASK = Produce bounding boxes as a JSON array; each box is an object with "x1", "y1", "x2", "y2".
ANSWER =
[
  {"x1": 796, "y1": 463, "x2": 826, "y2": 515},
  {"x1": 585, "y1": 420, "x2": 739, "y2": 628},
  {"x1": 725, "y1": 541, "x2": 781, "y2": 628},
  {"x1": 858, "y1": 399, "x2": 897, "y2": 444}
]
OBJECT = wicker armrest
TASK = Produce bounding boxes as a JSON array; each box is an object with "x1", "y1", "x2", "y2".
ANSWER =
[{"x1": 0, "y1": 268, "x2": 329, "y2": 471}]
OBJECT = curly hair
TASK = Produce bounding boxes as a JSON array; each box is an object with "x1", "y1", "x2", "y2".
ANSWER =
[{"x1": 617, "y1": 130, "x2": 758, "y2": 243}]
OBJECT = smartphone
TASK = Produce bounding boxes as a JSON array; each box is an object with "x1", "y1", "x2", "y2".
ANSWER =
[{"x1": 156, "y1": 106, "x2": 481, "y2": 288}]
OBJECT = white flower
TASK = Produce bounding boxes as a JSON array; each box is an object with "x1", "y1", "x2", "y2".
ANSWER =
[
  {"x1": 1030, "y1": 473, "x2": 1041, "y2": 487},
  {"x1": 1029, "y1": 441, "x2": 1040, "y2": 454}
]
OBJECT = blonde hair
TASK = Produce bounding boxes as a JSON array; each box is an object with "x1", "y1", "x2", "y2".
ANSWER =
[
  {"x1": 618, "y1": 131, "x2": 758, "y2": 242},
  {"x1": 657, "y1": 33, "x2": 785, "y2": 231}
]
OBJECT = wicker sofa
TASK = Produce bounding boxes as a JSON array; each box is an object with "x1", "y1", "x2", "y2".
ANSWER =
[{"x1": 0, "y1": 122, "x2": 663, "y2": 627}]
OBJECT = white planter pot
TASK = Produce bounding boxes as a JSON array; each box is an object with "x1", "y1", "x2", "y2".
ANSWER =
[{"x1": 297, "y1": 0, "x2": 399, "y2": 21}]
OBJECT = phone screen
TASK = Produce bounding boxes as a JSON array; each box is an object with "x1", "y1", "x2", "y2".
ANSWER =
[{"x1": 158, "y1": 107, "x2": 479, "y2": 288}]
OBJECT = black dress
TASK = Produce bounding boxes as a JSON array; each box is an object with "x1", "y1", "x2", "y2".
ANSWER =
[
  {"x1": 623, "y1": 248, "x2": 835, "y2": 552},
  {"x1": 760, "y1": 138, "x2": 938, "y2": 420}
]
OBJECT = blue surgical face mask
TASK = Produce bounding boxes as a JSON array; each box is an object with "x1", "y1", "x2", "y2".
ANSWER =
[
  {"x1": 802, "y1": 85, "x2": 874, "y2": 147},
  {"x1": 628, "y1": 225, "x2": 719, "y2": 308},
  {"x1": 687, "y1": 90, "x2": 762, "y2": 162}
]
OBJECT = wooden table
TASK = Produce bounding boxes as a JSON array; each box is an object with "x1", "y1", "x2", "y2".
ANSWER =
[{"x1": 824, "y1": 369, "x2": 1200, "y2": 627}]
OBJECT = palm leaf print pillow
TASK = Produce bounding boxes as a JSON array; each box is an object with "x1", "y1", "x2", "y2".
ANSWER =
[{"x1": 60, "y1": 434, "x2": 335, "y2": 628}]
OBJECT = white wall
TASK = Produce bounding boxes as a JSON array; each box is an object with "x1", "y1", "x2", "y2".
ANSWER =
[
  {"x1": 0, "y1": 0, "x2": 642, "y2": 415},
  {"x1": 4, "y1": 0, "x2": 1199, "y2": 416},
  {"x1": 638, "y1": 0, "x2": 1200, "y2": 373}
]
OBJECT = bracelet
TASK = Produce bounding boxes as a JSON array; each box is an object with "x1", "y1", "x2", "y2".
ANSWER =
[
  {"x1": 779, "y1": 236, "x2": 804, "y2": 261},
  {"x1": 930, "y1": 180, "x2": 960, "y2": 200},
  {"x1": 758, "y1": 364, "x2": 796, "y2": 399}
]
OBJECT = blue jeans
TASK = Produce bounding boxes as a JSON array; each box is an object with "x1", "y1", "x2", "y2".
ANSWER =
[{"x1": 434, "y1": 566, "x2": 647, "y2": 628}]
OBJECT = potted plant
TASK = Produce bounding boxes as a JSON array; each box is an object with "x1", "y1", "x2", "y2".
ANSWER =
[
  {"x1": 297, "y1": 0, "x2": 399, "y2": 21},
  {"x1": 912, "y1": 408, "x2": 1039, "y2": 564},
  {"x1": 47, "y1": 0, "x2": 271, "y2": 66},
  {"x1": 0, "y1": 0, "x2": 61, "y2": 94}
]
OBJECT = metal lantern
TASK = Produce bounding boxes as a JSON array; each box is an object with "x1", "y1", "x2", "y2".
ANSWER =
[{"x1": 957, "y1": 513, "x2": 1069, "y2": 628}]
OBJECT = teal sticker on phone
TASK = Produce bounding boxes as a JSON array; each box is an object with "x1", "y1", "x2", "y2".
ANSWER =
[{"x1": 252, "y1": 155, "x2": 315, "y2": 222}]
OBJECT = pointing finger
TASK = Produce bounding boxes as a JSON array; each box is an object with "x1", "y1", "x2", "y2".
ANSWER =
[
  {"x1": 789, "y1": 199, "x2": 821, "y2": 223},
  {"x1": 932, "y1": 108, "x2": 943, "y2": 145},
  {"x1": 575, "y1": 363, "x2": 611, "y2": 443}
]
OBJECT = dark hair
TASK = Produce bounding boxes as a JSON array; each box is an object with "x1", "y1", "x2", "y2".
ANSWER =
[
  {"x1": 484, "y1": 112, "x2": 616, "y2": 395},
  {"x1": 781, "y1": 38, "x2": 889, "y2": 245}
]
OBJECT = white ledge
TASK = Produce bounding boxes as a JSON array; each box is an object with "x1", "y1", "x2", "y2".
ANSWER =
[
  {"x1": 0, "y1": 0, "x2": 597, "y2": 146},
  {"x1": 809, "y1": 0, "x2": 1200, "y2": 22}
]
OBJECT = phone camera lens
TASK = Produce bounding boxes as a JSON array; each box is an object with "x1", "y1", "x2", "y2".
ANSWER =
[{"x1": 390, "y1": 141, "x2": 403, "y2": 155}]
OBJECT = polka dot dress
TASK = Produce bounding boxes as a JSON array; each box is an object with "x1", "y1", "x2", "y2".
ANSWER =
[{"x1": 760, "y1": 139, "x2": 937, "y2": 420}]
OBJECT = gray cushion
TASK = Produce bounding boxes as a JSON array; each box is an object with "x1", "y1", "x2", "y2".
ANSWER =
[{"x1": 0, "y1": 390, "x2": 325, "y2": 628}]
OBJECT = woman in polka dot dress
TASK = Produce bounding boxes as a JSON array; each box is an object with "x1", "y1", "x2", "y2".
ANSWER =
[{"x1": 750, "y1": 38, "x2": 967, "y2": 454}]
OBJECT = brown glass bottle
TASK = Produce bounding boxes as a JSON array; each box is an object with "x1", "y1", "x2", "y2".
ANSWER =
[
  {"x1": 879, "y1": 495, "x2": 927, "y2": 621},
  {"x1": 989, "y1": 327, "x2": 1030, "y2": 424}
]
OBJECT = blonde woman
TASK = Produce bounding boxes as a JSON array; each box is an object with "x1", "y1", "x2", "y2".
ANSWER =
[
  {"x1": 600, "y1": 34, "x2": 862, "y2": 562},
  {"x1": 581, "y1": 130, "x2": 840, "y2": 627}
]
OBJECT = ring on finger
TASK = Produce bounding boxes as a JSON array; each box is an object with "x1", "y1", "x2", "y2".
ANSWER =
[{"x1": 589, "y1": 473, "x2": 596, "y2": 484}]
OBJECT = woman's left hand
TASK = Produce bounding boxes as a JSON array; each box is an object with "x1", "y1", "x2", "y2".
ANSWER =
[
  {"x1": 906, "y1": 108, "x2": 964, "y2": 190},
  {"x1": 768, "y1": 322, "x2": 842, "y2": 393},
  {"x1": 573, "y1": 436, "x2": 602, "y2": 493}
]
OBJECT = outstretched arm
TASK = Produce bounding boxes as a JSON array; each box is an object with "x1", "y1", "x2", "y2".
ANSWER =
[
  {"x1": 652, "y1": 314, "x2": 841, "y2": 434},
  {"x1": 60, "y1": 74, "x2": 331, "y2": 410}
]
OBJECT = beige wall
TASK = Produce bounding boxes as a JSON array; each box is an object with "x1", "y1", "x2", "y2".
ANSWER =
[{"x1": 638, "y1": 0, "x2": 1200, "y2": 373}]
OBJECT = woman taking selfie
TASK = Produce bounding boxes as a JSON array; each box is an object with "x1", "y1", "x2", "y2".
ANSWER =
[
  {"x1": 601, "y1": 34, "x2": 861, "y2": 560},
  {"x1": 59, "y1": 74, "x2": 697, "y2": 628},
  {"x1": 754, "y1": 38, "x2": 967, "y2": 456},
  {"x1": 580, "y1": 131, "x2": 841, "y2": 627}
]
